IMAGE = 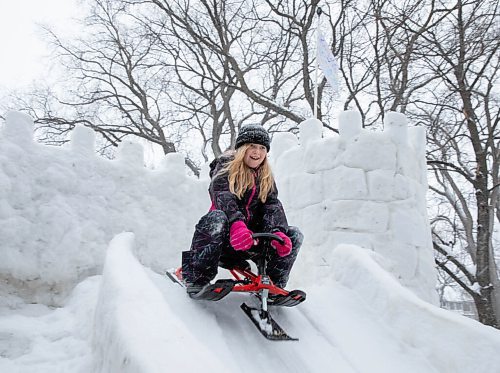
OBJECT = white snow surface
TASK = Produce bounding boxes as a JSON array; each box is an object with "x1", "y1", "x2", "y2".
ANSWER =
[{"x1": 1, "y1": 111, "x2": 500, "y2": 372}]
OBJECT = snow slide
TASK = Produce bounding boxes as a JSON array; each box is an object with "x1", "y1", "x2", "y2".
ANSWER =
[{"x1": 94, "y1": 233, "x2": 500, "y2": 373}]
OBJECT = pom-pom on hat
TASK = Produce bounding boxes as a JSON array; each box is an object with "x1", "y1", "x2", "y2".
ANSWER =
[{"x1": 235, "y1": 124, "x2": 270, "y2": 152}]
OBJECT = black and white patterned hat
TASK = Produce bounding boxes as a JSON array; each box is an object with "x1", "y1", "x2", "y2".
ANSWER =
[{"x1": 235, "y1": 124, "x2": 270, "y2": 151}]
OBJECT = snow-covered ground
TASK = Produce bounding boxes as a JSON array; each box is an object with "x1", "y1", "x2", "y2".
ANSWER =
[
  {"x1": 1, "y1": 111, "x2": 500, "y2": 372},
  {"x1": 0, "y1": 277, "x2": 98, "y2": 372}
]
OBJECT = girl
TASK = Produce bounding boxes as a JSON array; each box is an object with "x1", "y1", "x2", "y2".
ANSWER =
[{"x1": 182, "y1": 124, "x2": 303, "y2": 296}]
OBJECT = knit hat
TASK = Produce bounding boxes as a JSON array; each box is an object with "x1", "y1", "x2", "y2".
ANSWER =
[{"x1": 235, "y1": 124, "x2": 271, "y2": 152}]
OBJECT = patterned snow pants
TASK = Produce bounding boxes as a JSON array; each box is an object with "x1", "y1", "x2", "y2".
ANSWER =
[{"x1": 182, "y1": 210, "x2": 303, "y2": 288}]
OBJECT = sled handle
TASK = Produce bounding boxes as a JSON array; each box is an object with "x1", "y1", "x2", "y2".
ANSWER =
[
  {"x1": 251, "y1": 233, "x2": 284, "y2": 275},
  {"x1": 252, "y1": 232, "x2": 284, "y2": 245}
]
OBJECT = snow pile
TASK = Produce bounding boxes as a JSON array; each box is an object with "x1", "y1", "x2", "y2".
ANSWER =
[
  {"x1": 0, "y1": 111, "x2": 208, "y2": 304},
  {"x1": 95, "y1": 233, "x2": 358, "y2": 372},
  {"x1": 90, "y1": 233, "x2": 500, "y2": 373},
  {"x1": 271, "y1": 111, "x2": 436, "y2": 303},
  {"x1": 0, "y1": 276, "x2": 98, "y2": 372},
  {"x1": 329, "y1": 244, "x2": 500, "y2": 372}
]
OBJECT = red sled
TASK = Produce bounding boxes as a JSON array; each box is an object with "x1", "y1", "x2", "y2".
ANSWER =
[{"x1": 166, "y1": 233, "x2": 306, "y2": 341}]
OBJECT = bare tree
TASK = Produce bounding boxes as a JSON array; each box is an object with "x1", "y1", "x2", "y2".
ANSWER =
[
  {"x1": 138, "y1": 0, "x2": 312, "y2": 126},
  {"x1": 420, "y1": 0, "x2": 500, "y2": 327},
  {"x1": 8, "y1": 0, "x2": 374, "y2": 157},
  {"x1": 38, "y1": 0, "x2": 201, "y2": 173},
  {"x1": 138, "y1": 0, "x2": 270, "y2": 158}
]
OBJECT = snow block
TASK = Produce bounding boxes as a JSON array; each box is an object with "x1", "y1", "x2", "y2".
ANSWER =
[
  {"x1": 159, "y1": 152, "x2": 185, "y2": 173},
  {"x1": 323, "y1": 200, "x2": 389, "y2": 233},
  {"x1": 304, "y1": 137, "x2": 343, "y2": 173},
  {"x1": 393, "y1": 174, "x2": 411, "y2": 200},
  {"x1": 338, "y1": 110, "x2": 362, "y2": 141},
  {"x1": 408, "y1": 125, "x2": 426, "y2": 156},
  {"x1": 4, "y1": 111, "x2": 34, "y2": 146},
  {"x1": 396, "y1": 146, "x2": 420, "y2": 181},
  {"x1": 366, "y1": 169, "x2": 395, "y2": 201},
  {"x1": 299, "y1": 118, "x2": 323, "y2": 146},
  {"x1": 157, "y1": 152, "x2": 187, "y2": 187},
  {"x1": 117, "y1": 140, "x2": 144, "y2": 168},
  {"x1": 384, "y1": 111, "x2": 408, "y2": 146},
  {"x1": 70, "y1": 125, "x2": 96, "y2": 156},
  {"x1": 389, "y1": 208, "x2": 429, "y2": 247},
  {"x1": 94, "y1": 232, "x2": 228, "y2": 373},
  {"x1": 274, "y1": 147, "x2": 304, "y2": 177},
  {"x1": 287, "y1": 173, "x2": 323, "y2": 209},
  {"x1": 299, "y1": 203, "x2": 329, "y2": 246},
  {"x1": 340, "y1": 131, "x2": 397, "y2": 171},
  {"x1": 270, "y1": 131, "x2": 298, "y2": 162},
  {"x1": 408, "y1": 126, "x2": 428, "y2": 186},
  {"x1": 322, "y1": 165, "x2": 368, "y2": 200}
]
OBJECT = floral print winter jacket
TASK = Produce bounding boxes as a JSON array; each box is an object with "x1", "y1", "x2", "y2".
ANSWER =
[{"x1": 208, "y1": 154, "x2": 288, "y2": 233}]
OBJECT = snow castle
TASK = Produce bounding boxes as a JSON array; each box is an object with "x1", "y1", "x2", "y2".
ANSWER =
[
  {"x1": 0, "y1": 110, "x2": 437, "y2": 304},
  {"x1": 271, "y1": 111, "x2": 437, "y2": 304}
]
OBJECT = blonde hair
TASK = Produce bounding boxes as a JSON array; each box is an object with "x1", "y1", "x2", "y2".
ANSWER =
[{"x1": 219, "y1": 144, "x2": 274, "y2": 203}]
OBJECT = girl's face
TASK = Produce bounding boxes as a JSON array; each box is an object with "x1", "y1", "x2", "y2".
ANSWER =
[{"x1": 243, "y1": 143, "x2": 267, "y2": 169}]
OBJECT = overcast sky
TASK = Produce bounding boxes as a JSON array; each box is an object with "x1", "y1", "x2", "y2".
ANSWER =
[{"x1": 0, "y1": 0, "x2": 81, "y2": 90}]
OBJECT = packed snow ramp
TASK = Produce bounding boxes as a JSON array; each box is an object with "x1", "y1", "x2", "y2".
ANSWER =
[{"x1": 93, "y1": 233, "x2": 500, "y2": 373}]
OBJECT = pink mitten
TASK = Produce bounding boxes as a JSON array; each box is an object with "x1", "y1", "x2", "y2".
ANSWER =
[
  {"x1": 229, "y1": 221, "x2": 254, "y2": 251},
  {"x1": 271, "y1": 231, "x2": 292, "y2": 257}
]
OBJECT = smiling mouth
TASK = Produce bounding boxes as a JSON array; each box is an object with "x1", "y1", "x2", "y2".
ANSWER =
[{"x1": 250, "y1": 156, "x2": 260, "y2": 160}]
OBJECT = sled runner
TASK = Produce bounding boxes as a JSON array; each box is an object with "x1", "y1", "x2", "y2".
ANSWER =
[{"x1": 166, "y1": 232, "x2": 306, "y2": 341}]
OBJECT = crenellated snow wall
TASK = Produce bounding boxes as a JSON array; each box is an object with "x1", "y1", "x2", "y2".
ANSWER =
[
  {"x1": 0, "y1": 110, "x2": 437, "y2": 304},
  {"x1": 0, "y1": 111, "x2": 209, "y2": 304},
  {"x1": 271, "y1": 111, "x2": 437, "y2": 304}
]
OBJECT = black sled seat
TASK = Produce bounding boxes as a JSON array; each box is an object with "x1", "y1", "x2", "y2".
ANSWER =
[{"x1": 218, "y1": 255, "x2": 251, "y2": 272}]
